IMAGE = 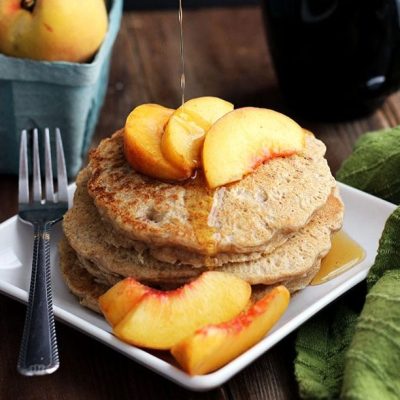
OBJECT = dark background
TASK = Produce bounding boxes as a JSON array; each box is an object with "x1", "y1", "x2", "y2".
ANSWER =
[{"x1": 123, "y1": 0, "x2": 259, "y2": 10}]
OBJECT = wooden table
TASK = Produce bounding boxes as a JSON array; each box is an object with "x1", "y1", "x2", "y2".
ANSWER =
[{"x1": 1, "y1": 6, "x2": 399, "y2": 399}]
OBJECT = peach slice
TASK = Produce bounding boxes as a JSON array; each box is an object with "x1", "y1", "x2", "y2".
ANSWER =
[
  {"x1": 113, "y1": 272, "x2": 251, "y2": 350},
  {"x1": 171, "y1": 285, "x2": 290, "y2": 375},
  {"x1": 202, "y1": 107, "x2": 305, "y2": 188},
  {"x1": 124, "y1": 104, "x2": 190, "y2": 181},
  {"x1": 99, "y1": 278, "x2": 151, "y2": 327},
  {"x1": 161, "y1": 97, "x2": 233, "y2": 174}
]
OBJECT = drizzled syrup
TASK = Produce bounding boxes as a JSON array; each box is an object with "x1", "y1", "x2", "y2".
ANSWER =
[{"x1": 184, "y1": 172, "x2": 217, "y2": 255}]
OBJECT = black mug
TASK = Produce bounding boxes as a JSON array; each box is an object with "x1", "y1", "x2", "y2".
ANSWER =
[{"x1": 262, "y1": 0, "x2": 400, "y2": 120}]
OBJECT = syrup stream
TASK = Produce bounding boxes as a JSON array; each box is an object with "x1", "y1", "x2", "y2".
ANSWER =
[{"x1": 178, "y1": 0, "x2": 186, "y2": 105}]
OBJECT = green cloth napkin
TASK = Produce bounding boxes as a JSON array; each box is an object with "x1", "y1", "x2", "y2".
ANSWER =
[{"x1": 295, "y1": 126, "x2": 400, "y2": 399}]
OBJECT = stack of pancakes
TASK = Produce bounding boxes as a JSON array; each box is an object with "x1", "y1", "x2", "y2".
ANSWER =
[{"x1": 60, "y1": 130, "x2": 344, "y2": 312}]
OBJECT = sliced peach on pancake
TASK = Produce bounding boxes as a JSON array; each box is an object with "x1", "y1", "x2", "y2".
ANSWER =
[
  {"x1": 113, "y1": 271, "x2": 251, "y2": 350},
  {"x1": 171, "y1": 285, "x2": 290, "y2": 375},
  {"x1": 202, "y1": 107, "x2": 305, "y2": 188},
  {"x1": 124, "y1": 104, "x2": 190, "y2": 181},
  {"x1": 161, "y1": 97, "x2": 233, "y2": 174}
]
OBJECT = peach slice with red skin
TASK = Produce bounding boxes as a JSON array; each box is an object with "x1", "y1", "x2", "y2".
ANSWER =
[
  {"x1": 161, "y1": 97, "x2": 233, "y2": 174},
  {"x1": 113, "y1": 271, "x2": 251, "y2": 350},
  {"x1": 99, "y1": 278, "x2": 151, "y2": 327},
  {"x1": 124, "y1": 104, "x2": 190, "y2": 181},
  {"x1": 202, "y1": 107, "x2": 305, "y2": 188},
  {"x1": 171, "y1": 285, "x2": 290, "y2": 375}
]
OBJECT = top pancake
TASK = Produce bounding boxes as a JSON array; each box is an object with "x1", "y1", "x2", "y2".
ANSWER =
[{"x1": 87, "y1": 130, "x2": 336, "y2": 255}]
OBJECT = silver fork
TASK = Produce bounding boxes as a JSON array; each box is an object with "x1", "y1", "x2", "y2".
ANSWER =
[{"x1": 17, "y1": 128, "x2": 68, "y2": 376}]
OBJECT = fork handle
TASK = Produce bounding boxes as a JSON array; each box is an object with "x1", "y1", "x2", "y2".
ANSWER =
[{"x1": 17, "y1": 222, "x2": 59, "y2": 376}]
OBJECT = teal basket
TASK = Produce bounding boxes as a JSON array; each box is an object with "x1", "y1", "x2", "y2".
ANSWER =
[{"x1": 0, "y1": 0, "x2": 123, "y2": 177}]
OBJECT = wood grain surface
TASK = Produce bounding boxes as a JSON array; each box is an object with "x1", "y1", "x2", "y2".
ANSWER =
[{"x1": 0, "y1": 6, "x2": 399, "y2": 400}]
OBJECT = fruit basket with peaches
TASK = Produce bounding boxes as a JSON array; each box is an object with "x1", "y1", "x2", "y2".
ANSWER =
[{"x1": 0, "y1": 0, "x2": 122, "y2": 176}]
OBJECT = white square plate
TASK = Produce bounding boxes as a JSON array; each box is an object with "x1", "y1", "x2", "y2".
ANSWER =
[{"x1": 0, "y1": 182, "x2": 395, "y2": 391}]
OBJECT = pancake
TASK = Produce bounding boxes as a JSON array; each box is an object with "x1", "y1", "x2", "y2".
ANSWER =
[
  {"x1": 77, "y1": 252, "x2": 120, "y2": 286},
  {"x1": 59, "y1": 238, "x2": 108, "y2": 313},
  {"x1": 87, "y1": 130, "x2": 336, "y2": 255},
  {"x1": 219, "y1": 189, "x2": 343, "y2": 284},
  {"x1": 79, "y1": 167, "x2": 273, "y2": 268},
  {"x1": 101, "y1": 219, "x2": 271, "y2": 268},
  {"x1": 59, "y1": 238, "x2": 324, "y2": 315},
  {"x1": 62, "y1": 170, "x2": 343, "y2": 286},
  {"x1": 77, "y1": 245, "x2": 323, "y2": 293},
  {"x1": 63, "y1": 174, "x2": 199, "y2": 285}
]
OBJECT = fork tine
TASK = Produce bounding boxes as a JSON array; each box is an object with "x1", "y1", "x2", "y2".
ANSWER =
[
  {"x1": 44, "y1": 128, "x2": 55, "y2": 202},
  {"x1": 32, "y1": 128, "x2": 42, "y2": 202},
  {"x1": 18, "y1": 130, "x2": 29, "y2": 204},
  {"x1": 55, "y1": 128, "x2": 68, "y2": 202}
]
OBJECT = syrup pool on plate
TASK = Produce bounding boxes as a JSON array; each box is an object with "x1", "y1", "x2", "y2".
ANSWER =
[{"x1": 311, "y1": 230, "x2": 365, "y2": 285}]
